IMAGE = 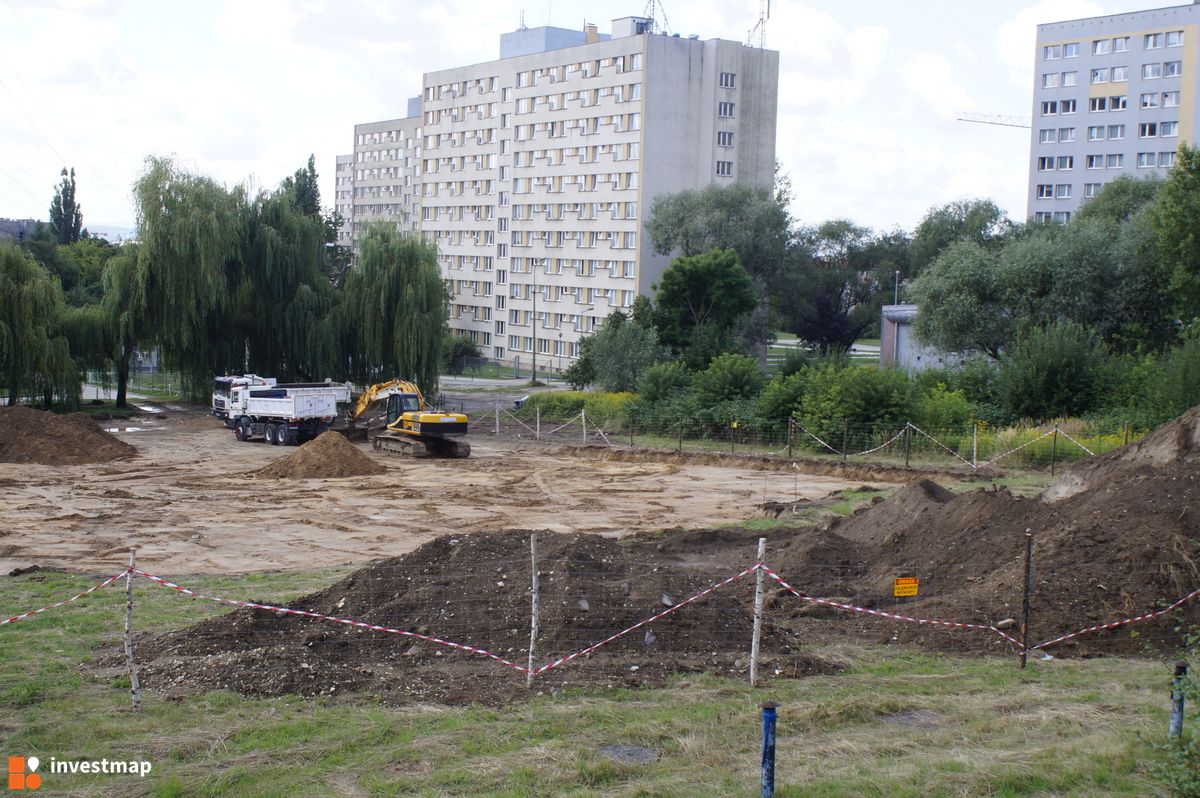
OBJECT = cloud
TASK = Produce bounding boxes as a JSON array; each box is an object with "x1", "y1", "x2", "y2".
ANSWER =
[
  {"x1": 995, "y1": 0, "x2": 1105, "y2": 87},
  {"x1": 900, "y1": 52, "x2": 974, "y2": 120}
]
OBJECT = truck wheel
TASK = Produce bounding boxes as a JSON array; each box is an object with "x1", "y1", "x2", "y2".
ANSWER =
[
  {"x1": 267, "y1": 423, "x2": 280, "y2": 445},
  {"x1": 235, "y1": 419, "x2": 249, "y2": 442},
  {"x1": 279, "y1": 427, "x2": 293, "y2": 446}
]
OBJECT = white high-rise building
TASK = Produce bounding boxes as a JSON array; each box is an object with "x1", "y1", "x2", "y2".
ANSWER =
[
  {"x1": 351, "y1": 116, "x2": 422, "y2": 243},
  {"x1": 1029, "y1": 3, "x2": 1200, "y2": 220},
  {"x1": 346, "y1": 16, "x2": 778, "y2": 370},
  {"x1": 333, "y1": 154, "x2": 353, "y2": 249}
]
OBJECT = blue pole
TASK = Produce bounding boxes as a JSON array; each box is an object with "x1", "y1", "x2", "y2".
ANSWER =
[
  {"x1": 761, "y1": 702, "x2": 777, "y2": 798},
  {"x1": 1169, "y1": 661, "x2": 1188, "y2": 739}
]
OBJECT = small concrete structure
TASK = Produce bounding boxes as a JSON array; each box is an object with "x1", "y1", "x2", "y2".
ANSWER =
[{"x1": 880, "y1": 304, "x2": 964, "y2": 372}]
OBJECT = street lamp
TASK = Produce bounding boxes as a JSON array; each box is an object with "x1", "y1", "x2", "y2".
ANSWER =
[
  {"x1": 531, "y1": 258, "x2": 546, "y2": 386},
  {"x1": 893, "y1": 270, "x2": 900, "y2": 305}
]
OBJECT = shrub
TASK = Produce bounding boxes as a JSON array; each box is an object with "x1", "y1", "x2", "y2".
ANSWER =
[
  {"x1": 796, "y1": 363, "x2": 914, "y2": 443},
  {"x1": 997, "y1": 322, "x2": 1109, "y2": 422},
  {"x1": 519, "y1": 391, "x2": 635, "y2": 426},
  {"x1": 913, "y1": 383, "x2": 975, "y2": 430},
  {"x1": 442, "y1": 334, "x2": 481, "y2": 374},
  {"x1": 756, "y1": 371, "x2": 809, "y2": 426},
  {"x1": 637, "y1": 361, "x2": 692, "y2": 403},
  {"x1": 694, "y1": 353, "x2": 764, "y2": 404}
]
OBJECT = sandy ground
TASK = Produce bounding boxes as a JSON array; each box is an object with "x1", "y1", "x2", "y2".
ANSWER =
[{"x1": 0, "y1": 406, "x2": 895, "y2": 575}]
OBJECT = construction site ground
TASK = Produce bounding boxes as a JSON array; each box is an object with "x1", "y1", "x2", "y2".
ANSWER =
[{"x1": 0, "y1": 403, "x2": 891, "y2": 576}]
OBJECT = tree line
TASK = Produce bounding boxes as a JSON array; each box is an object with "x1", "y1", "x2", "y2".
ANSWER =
[{"x1": 1, "y1": 157, "x2": 451, "y2": 408}]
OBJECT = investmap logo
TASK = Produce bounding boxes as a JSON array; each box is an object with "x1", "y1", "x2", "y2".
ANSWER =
[
  {"x1": 6, "y1": 757, "x2": 40, "y2": 791},
  {"x1": 7, "y1": 755, "x2": 152, "y2": 790}
]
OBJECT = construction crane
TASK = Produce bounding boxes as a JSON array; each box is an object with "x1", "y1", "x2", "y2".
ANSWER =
[
  {"x1": 957, "y1": 112, "x2": 1031, "y2": 129},
  {"x1": 746, "y1": 0, "x2": 769, "y2": 48}
]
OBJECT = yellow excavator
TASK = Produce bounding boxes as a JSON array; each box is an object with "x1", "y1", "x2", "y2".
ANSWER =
[{"x1": 349, "y1": 380, "x2": 471, "y2": 458}]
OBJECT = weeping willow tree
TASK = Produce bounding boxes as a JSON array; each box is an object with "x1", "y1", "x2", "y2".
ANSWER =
[
  {"x1": 234, "y1": 188, "x2": 338, "y2": 381},
  {"x1": 340, "y1": 224, "x2": 448, "y2": 396},
  {"x1": 98, "y1": 245, "x2": 144, "y2": 407},
  {"x1": 0, "y1": 244, "x2": 78, "y2": 406},
  {"x1": 134, "y1": 157, "x2": 243, "y2": 398}
]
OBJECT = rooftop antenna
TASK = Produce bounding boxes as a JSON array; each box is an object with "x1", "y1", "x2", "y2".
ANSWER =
[
  {"x1": 642, "y1": 0, "x2": 672, "y2": 35},
  {"x1": 746, "y1": 0, "x2": 769, "y2": 47},
  {"x1": 518, "y1": 10, "x2": 526, "y2": 30}
]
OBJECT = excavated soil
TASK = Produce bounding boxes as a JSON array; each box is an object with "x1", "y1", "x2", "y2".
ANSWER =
[
  {"x1": 125, "y1": 531, "x2": 834, "y2": 704},
  {"x1": 0, "y1": 406, "x2": 136, "y2": 465},
  {"x1": 255, "y1": 432, "x2": 386, "y2": 479}
]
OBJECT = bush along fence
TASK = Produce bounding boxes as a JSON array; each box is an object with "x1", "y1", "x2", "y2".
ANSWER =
[
  {"x1": 470, "y1": 405, "x2": 1136, "y2": 473},
  {"x1": 3, "y1": 536, "x2": 1197, "y2": 735}
]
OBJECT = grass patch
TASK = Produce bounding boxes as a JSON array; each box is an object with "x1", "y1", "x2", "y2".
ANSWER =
[{"x1": 0, "y1": 568, "x2": 1178, "y2": 796}]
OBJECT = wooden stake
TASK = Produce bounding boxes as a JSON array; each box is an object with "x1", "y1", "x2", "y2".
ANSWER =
[
  {"x1": 124, "y1": 549, "x2": 142, "y2": 711},
  {"x1": 750, "y1": 538, "x2": 767, "y2": 687},
  {"x1": 528, "y1": 533, "x2": 539, "y2": 688}
]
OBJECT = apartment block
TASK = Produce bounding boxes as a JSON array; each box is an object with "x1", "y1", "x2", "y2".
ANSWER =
[
  {"x1": 334, "y1": 154, "x2": 353, "y2": 248},
  {"x1": 1029, "y1": 3, "x2": 1200, "y2": 220},
  {"x1": 343, "y1": 16, "x2": 778, "y2": 369}
]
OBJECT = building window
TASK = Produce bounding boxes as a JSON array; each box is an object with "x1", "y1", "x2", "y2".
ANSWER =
[
  {"x1": 1084, "y1": 182, "x2": 1102, "y2": 198},
  {"x1": 1164, "y1": 61, "x2": 1182, "y2": 78},
  {"x1": 1163, "y1": 90, "x2": 1181, "y2": 107},
  {"x1": 1166, "y1": 30, "x2": 1184, "y2": 47},
  {"x1": 1108, "y1": 124, "x2": 1125, "y2": 139},
  {"x1": 718, "y1": 101, "x2": 735, "y2": 117},
  {"x1": 1137, "y1": 152, "x2": 1156, "y2": 168},
  {"x1": 1111, "y1": 66, "x2": 1128, "y2": 82},
  {"x1": 1145, "y1": 33, "x2": 1163, "y2": 49},
  {"x1": 1090, "y1": 68, "x2": 1108, "y2": 84},
  {"x1": 1143, "y1": 63, "x2": 1162, "y2": 79},
  {"x1": 1142, "y1": 92, "x2": 1160, "y2": 109},
  {"x1": 1056, "y1": 155, "x2": 1074, "y2": 170},
  {"x1": 1093, "y1": 39, "x2": 1111, "y2": 55},
  {"x1": 1041, "y1": 101, "x2": 1058, "y2": 116},
  {"x1": 1044, "y1": 44, "x2": 1061, "y2": 60},
  {"x1": 1040, "y1": 128, "x2": 1056, "y2": 144},
  {"x1": 1061, "y1": 99, "x2": 1077, "y2": 113},
  {"x1": 1113, "y1": 36, "x2": 1130, "y2": 53},
  {"x1": 715, "y1": 160, "x2": 733, "y2": 176},
  {"x1": 1037, "y1": 184, "x2": 1054, "y2": 198},
  {"x1": 719, "y1": 71, "x2": 736, "y2": 88},
  {"x1": 1043, "y1": 73, "x2": 1060, "y2": 88},
  {"x1": 1089, "y1": 97, "x2": 1107, "y2": 112},
  {"x1": 1139, "y1": 122, "x2": 1158, "y2": 138},
  {"x1": 1055, "y1": 184, "x2": 1072, "y2": 198},
  {"x1": 1086, "y1": 154, "x2": 1104, "y2": 169},
  {"x1": 1159, "y1": 151, "x2": 1177, "y2": 168},
  {"x1": 717, "y1": 131, "x2": 734, "y2": 147},
  {"x1": 1035, "y1": 211, "x2": 1053, "y2": 223},
  {"x1": 1037, "y1": 156, "x2": 1055, "y2": 171},
  {"x1": 1062, "y1": 71, "x2": 1078, "y2": 86},
  {"x1": 1161, "y1": 121, "x2": 1178, "y2": 137},
  {"x1": 1106, "y1": 153, "x2": 1124, "y2": 168},
  {"x1": 1087, "y1": 126, "x2": 1105, "y2": 141},
  {"x1": 1054, "y1": 211, "x2": 1071, "y2": 223},
  {"x1": 1064, "y1": 42, "x2": 1080, "y2": 57},
  {"x1": 1110, "y1": 95, "x2": 1127, "y2": 110},
  {"x1": 1058, "y1": 127, "x2": 1075, "y2": 142}
]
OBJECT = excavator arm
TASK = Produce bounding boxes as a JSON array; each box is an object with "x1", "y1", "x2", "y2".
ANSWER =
[{"x1": 352, "y1": 379, "x2": 425, "y2": 419}]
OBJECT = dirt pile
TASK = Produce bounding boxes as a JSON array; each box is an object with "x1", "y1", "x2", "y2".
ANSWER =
[
  {"x1": 255, "y1": 432, "x2": 386, "y2": 479},
  {"x1": 0, "y1": 406, "x2": 136, "y2": 465},
  {"x1": 128, "y1": 531, "x2": 826, "y2": 703}
]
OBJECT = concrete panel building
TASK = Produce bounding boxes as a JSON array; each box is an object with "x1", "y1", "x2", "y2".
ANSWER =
[
  {"x1": 415, "y1": 17, "x2": 778, "y2": 366},
  {"x1": 333, "y1": 154, "x2": 354, "y2": 249},
  {"x1": 351, "y1": 117, "x2": 422, "y2": 243},
  {"x1": 1029, "y1": 3, "x2": 1200, "y2": 220}
]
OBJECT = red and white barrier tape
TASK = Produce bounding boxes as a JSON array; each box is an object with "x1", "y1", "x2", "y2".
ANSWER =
[
  {"x1": 760, "y1": 565, "x2": 1025, "y2": 649},
  {"x1": 906, "y1": 423, "x2": 976, "y2": 468},
  {"x1": 1054, "y1": 427, "x2": 1095, "y2": 457},
  {"x1": 534, "y1": 566, "x2": 756, "y2": 675},
  {"x1": 132, "y1": 569, "x2": 528, "y2": 672},
  {"x1": 1031, "y1": 586, "x2": 1200, "y2": 651},
  {"x1": 1, "y1": 570, "x2": 129, "y2": 626}
]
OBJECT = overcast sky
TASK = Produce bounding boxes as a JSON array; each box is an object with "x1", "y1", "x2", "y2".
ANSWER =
[{"x1": 0, "y1": 0, "x2": 1170, "y2": 235}]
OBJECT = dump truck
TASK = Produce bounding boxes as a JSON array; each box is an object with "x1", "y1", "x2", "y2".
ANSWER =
[{"x1": 227, "y1": 384, "x2": 341, "y2": 445}]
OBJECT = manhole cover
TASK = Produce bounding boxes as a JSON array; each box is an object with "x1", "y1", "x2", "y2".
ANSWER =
[{"x1": 599, "y1": 744, "x2": 659, "y2": 764}]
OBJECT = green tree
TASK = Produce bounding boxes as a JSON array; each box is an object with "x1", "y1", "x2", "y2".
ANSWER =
[
  {"x1": 695, "y1": 353, "x2": 764, "y2": 404},
  {"x1": 339, "y1": 224, "x2": 447, "y2": 396},
  {"x1": 48, "y1": 167, "x2": 84, "y2": 245},
  {"x1": 100, "y1": 246, "x2": 146, "y2": 407},
  {"x1": 910, "y1": 199, "x2": 1011, "y2": 274},
  {"x1": 652, "y1": 249, "x2": 756, "y2": 366},
  {"x1": 1074, "y1": 174, "x2": 1161, "y2": 223},
  {"x1": 0, "y1": 245, "x2": 77, "y2": 406},
  {"x1": 443, "y1": 334, "x2": 481, "y2": 374},
  {"x1": 134, "y1": 156, "x2": 244, "y2": 397},
  {"x1": 796, "y1": 363, "x2": 914, "y2": 444},
  {"x1": 582, "y1": 311, "x2": 663, "y2": 392},
  {"x1": 636, "y1": 361, "x2": 691, "y2": 402},
  {"x1": 910, "y1": 241, "x2": 1010, "y2": 357},
  {"x1": 997, "y1": 322, "x2": 1108, "y2": 421},
  {"x1": 1150, "y1": 142, "x2": 1200, "y2": 318}
]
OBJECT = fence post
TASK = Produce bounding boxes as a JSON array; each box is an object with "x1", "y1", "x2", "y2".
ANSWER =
[
  {"x1": 1020, "y1": 530, "x2": 1033, "y2": 670},
  {"x1": 494, "y1": 401, "x2": 500, "y2": 436},
  {"x1": 786, "y1": 419, "x2": 794, "y2": 460},
  {"x1": 677, "y1": 422, "x2": 683, "y2": 453},
  {"x1": 972, "y1": 423, "x2": 978, "y2": 469},
  {"x1": 528, "y1": 533, "x2": 539, "y2": 688},
  {"x1": 124, "y1": 548, "x2": 142, "y2": 711},
  {"x1": 904, "y1": 423, "x2": 912, "y2": 469},
  {"x1": 1123, "y1": 421, "x2": 1130, "y2": 447},
  {"x1": 750, "y1": 538, "x2": 767, "y2": 687},
  {"x1": 841, "y1": 421, "x2": 849, "y2": 466},
  {"x1": 731, "y1": 424, "x2": 736, "y2": 454},
  {"x1": 581, "y1": 409, "x2": 587, "y2": 444},
  {"x1": 629, "y1": 419, "x2": 634, "y2": 449},
  {"x1": 760, "y1": 702, "x2": 778, "y2": 798},
  {"x1": 1050, "y1": 428, "x2": 1059, "y2": 476},
  {"x1": 535, "y1": 406, "x2": 541, "y2": 441},
  {"x1": 1169, "y1": 661, "x2": 1188, "y2": 739}
]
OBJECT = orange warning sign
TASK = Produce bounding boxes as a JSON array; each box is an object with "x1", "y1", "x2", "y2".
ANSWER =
[{"x1": 893, "y1": 577, "x2": 919, "y2": 597}]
